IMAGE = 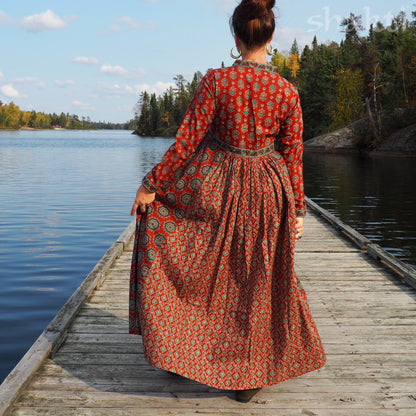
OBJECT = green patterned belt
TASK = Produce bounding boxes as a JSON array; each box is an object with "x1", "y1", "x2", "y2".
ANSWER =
[{"x1": 212, "y1": 135, "x2": 275, "y2": 157}]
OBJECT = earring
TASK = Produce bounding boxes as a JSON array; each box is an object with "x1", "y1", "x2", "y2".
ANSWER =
[
  {"x1": 267, "y1": 43, "x2": 273, "y2": 56},
  {"x1": 230, "y1": 46, "x2": 242, "y2": 59}
]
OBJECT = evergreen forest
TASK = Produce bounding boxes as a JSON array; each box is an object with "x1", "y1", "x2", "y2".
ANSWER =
[{"x1": 134, "y1": 10, "x2": 416, "y2": 147}]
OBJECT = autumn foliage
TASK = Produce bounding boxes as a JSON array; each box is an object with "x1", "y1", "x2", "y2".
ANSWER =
[
  {"x1": 0, "y1": 101, "x2": 134, "y2": 130},
  {"x1": 281, "y1": 11, "x2": 416, "y2": 142}
]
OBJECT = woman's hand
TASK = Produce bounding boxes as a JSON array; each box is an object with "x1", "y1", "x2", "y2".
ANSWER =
[
  {"x1": 295, "y1": 217, "x2": 304, "y2": 242},
  {"x1": 130, "y1": 185, "x2": 156, "y2": 217}
]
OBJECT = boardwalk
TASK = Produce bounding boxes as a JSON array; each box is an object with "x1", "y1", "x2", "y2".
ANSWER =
[{"x1": 1, "y1": 201, "x2": 416, "y2": 415}]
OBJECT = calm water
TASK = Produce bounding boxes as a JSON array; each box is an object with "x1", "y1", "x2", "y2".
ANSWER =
[
  {"x1": 0, "y1": 130, "x2": 415, "y2": 383},
  {"x1": 303, "y1": 152, "x2": 416, "y2": 268},
  {"x1": 0, "y1": 130, "x2": 171, "y2": 383}
]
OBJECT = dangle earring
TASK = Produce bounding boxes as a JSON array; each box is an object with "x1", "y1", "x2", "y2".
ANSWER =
[
  {"x1": 230, "y1": 46, "x2": 242, "y2": 59},
  {"x1": 267, "y1": 43, "x2": 274, "y2": 56}
]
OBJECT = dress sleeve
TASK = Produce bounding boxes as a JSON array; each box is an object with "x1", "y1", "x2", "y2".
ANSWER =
[
  {"x1": 278, "y1": 89, "x2": 306, "y2": 217},
  {"x1": 142, "y1": 72, "x2": 216, "y2": 193}
]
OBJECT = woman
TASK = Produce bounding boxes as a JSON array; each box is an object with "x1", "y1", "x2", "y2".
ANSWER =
[{"x1": 129, "y1": 0, "x2": 325, "y2": 403}]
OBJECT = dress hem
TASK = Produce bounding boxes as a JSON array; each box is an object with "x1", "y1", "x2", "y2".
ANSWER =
[{"x1": 143, "y1": 355, "x2": 326, "y2": 391}]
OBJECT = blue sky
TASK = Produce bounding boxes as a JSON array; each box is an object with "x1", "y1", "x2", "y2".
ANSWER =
[{"x1": 0, "y1": 0, "x2": 414, "y2": 123}]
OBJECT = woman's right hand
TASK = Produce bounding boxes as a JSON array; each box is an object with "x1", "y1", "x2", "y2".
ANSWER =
[
  {"x1": 130, "y1": 185, "x2": 156, "y2": 218},
  {"x1": 295, "y1": 216, "x2": 304, "y2": 242}
]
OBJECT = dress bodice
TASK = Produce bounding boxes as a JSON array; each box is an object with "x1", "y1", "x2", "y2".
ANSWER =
[
  {"x1": 210, "y1": 60, "x2": 302, "y2": 151},
  {"x1": 143, "y1": 60, "x2": 306, "y2": 216}
]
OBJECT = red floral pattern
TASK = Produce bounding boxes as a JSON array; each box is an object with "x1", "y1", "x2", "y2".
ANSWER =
[{"x1": 129, "y1": 61, "x2": 325, "y2": 390}]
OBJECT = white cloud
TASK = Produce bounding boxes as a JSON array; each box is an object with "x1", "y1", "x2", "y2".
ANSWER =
[
  {"x1": 73, "y1": 56, "x2": 101, "y2": 66},
  {"x1": 97, "y1": 83, "x2": 135, "y2": 95},
  {"x1": 20, "y1": 10, "x2": 68, "y2": 33},
  {"x1": 100, "y1": 64, "x2": 146, "y2": 79},
  {"x1": 14, "y1": 77, "x2": 46, "y2": 89},
  {"x1": 0, "y1": 71, "x2": 3, "y2": 81},
  {"x1": 98, "y1": 81, "x2": 175, "y2": 96},
  {"x1": 1, "y1": 84, "x2": 21, "y2": 98},
  {"x1": 55, "y1": 80, "x2": 75, "y2": 87},
  {"x1": 14, "y1": 77, "x2": 37, "y2": 83},
  {"x1": 144, "y1": 81, "x2": 176, "y2": 95},
  {"x1": 100, "y1": 65, "x2": 128, "y2": 77},
  {"x1": 107, "y1": 24, "x2": 121, "y2": 33},
  {"x1": 274, "y1": 26, "x2": 316, "y2": 52},
  {"x1": 117, "y1": 17, "x2": 141, "y2": 28},
  {"x1": 72, "y1": 100, "x2": 96, "y2": 111},
  {"x1": 0, "y1": 10, "x2": 13, "y2": 26}
]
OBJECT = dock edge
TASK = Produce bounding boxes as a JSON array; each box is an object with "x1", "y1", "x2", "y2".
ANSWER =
[{"x1": 305, "y1": 196, "x2": 416, "y2": 290}]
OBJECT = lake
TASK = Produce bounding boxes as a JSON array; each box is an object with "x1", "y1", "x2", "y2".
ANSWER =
[
  {"x1": 303, "y1": 151, "x2": 416, "y2": 267},
  {"x1": 0, "y1": 130, "x2": 415, "y2": 384}
]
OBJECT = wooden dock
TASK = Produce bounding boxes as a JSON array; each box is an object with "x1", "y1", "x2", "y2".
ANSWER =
[{"x1": 1, "y1": 198, "x2": 416, "y2": 415}]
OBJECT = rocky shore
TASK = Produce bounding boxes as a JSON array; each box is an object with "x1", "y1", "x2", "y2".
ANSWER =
[{"x1": 304, "y1": 109, "x2": 416, "y2": 156}]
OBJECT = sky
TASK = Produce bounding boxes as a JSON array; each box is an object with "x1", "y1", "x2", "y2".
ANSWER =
[{"x1": 0, "y1": 0, "x2": 414, "y2": 123}]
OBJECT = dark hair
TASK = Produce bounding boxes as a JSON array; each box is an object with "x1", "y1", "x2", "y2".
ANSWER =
[{"x1": 231, "y1": 0, "x2": 276, "y2": 49}]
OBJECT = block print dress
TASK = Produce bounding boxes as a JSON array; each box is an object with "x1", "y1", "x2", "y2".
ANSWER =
[{"x1": 129, "y1": 60, "x2": 326, "y2": 390}]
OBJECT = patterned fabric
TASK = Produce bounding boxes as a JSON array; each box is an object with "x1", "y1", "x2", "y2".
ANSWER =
[{"x1": 129, "y1": 60, "x2": 325, "y2": 390}]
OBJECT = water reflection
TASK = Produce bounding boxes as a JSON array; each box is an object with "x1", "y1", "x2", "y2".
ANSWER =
[{"x1": 303, "y1": 152, "x2": 416, "y2": 269}]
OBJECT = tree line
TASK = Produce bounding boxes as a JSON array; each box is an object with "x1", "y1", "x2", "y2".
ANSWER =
[
  {"x1": 134, "y1": 72, "x2": 204, "y2": 137},
  {"x1": 134, "y1": 9, "x2": 416, "y2": 148},
  {"x1": 0, "y1": 101, "x2": 135, "y2": 130}
]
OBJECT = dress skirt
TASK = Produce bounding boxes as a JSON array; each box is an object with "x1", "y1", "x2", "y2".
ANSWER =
[{"x1": 129, "y1": 134, "x2": 326, "y2": 390}]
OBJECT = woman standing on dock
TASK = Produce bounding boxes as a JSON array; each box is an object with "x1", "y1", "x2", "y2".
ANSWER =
[{"x1": 129, "y1": 0, "x2": 325, "y2": 402}]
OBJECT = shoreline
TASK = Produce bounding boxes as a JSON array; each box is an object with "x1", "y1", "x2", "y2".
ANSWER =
[
  {"x1": 0, "y1": 127, "x2": 119, "y2": 132},
  {"x1": 303, "y1": 127, "x2": 416, "y2": 158},
  {"x1": 303, "y1": 147, "x2": 416, "y2": 158}
]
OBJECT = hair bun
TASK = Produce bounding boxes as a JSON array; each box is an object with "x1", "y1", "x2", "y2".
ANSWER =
[
  {"x1": 231, "y1": 0, "x2": 276, "y2": 49},
  {"x1": 242, "y1": 0, "x2": 275, "y2": 17}
]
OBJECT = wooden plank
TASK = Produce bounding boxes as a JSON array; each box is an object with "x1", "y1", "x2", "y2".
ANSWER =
[
  {"x1": 9, "y1": 409, "x2": 416, "y2": 416},
  {"x1": 64, "y1": 322, "x2": 416, "y2": 336},
  {"x1": 11, "y1": 389, "x2": 416, "y2": 410},
  {"x1": 367, "y1": 243, "x2": 416, "y2": 290},
  {"x1": 305, "y1": 197, "x2": 372, "y2": 250},
  {"x1": 26, "y1": 372, "x2": 416, "y2": 394},
  {"x1": 4, "y1": 207, "x2": 416, "y2": 416},
  {"x1": 49, "y1": 352, "x2": 416, "y2": 367},
  {"x1": 32, "y1": 362, "x2": 416, "y2": 380}
]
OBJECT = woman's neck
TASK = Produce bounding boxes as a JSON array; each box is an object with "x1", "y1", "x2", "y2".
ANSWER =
[{"x1": 240, "y1": 47, "x2": 268, "y2": 65}]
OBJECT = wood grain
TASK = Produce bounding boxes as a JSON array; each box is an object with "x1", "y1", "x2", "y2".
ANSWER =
[{"x1": 2, "y1": 207, "x2": 416, "y2": 415}]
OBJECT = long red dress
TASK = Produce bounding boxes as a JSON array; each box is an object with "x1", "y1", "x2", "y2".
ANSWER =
[{"x1": 129, "y1": 60, "x2": 325, "y2": 390}]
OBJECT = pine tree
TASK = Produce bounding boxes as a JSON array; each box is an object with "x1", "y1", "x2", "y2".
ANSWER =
[
  {"x1": 290, "y1": 39, "x2": 300, "y2": 56},
  {"x1": 149, "y1": 93, "x2": 161, "y2": 135},
  {"x1": 299, "y1": 42, "x2": 341, "y2": 139},
  {"x1": 136, "y1": 92, "x2": 151, "y2": 135}
]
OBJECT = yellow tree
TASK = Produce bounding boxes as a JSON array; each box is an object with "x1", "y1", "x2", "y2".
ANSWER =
[
  {"x1": 288, "y1": 53, "x2": 300, "y2": 79},
  {"x1": 0, "y1": 102, "x2": 21, "y2": 129},
  {"x1": 20, "y1": 111, "x2": 31, "y2": 126},
  {"x1": 328, "y1": 69, "x2": 364, "y2": 131},
  {"x1": 271, "y1": 50, "x2": 287, "y2": 69},
  {"x1": 271, "y1": 50, "x2": 290, "y2": 79}
]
